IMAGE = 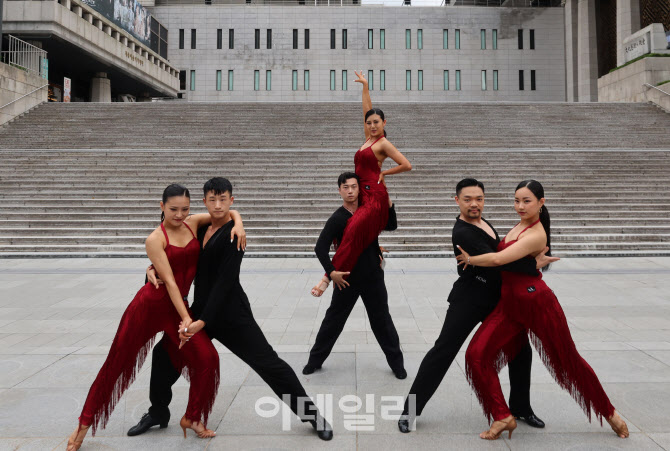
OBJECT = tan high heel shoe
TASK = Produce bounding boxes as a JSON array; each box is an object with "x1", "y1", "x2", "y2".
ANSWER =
[
  {"x1": 480, "y1": 415, "x2": 517, "y2": 440},
  {"x1": 66, "y1": 424, "x2": 90, "y2": 451},
  {"x1": 607, "y1": 411, "x2": 629, "y2": 438},
  {"x1": 311, "y1": 277, "x2": 330, "y2": 297},
  {"x1": 180, "y1": 416, "x2": 216, "y2": 439}
]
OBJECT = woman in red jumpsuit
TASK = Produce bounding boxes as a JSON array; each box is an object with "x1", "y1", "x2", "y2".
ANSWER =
[
  {"x1": 311, "y1": 70, "x2": 412, "y2": 296},
  {"x1": 456, "y1": 180, "x2": 629, "y2": 441},
  {"x1": 66, "y1": 184, "x2": 245, "y2": 450}
]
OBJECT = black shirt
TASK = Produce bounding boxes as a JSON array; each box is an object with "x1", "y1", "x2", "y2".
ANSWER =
[
  {"x1": 191, "y1": 219, "x2": 253, "y2": 331},
  {"x1": 315, "y1": 204, "x2": 397, "y2": 285},
  {"x1": 450, "y1": 216, "x2": 538, "y2": 308}
]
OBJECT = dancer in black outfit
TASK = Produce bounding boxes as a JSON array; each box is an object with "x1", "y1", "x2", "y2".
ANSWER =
[
  {"x1": 398, "y1": 178, "x2": 557, "y2": 433},
  {"x1": 128, "y1": 178, "x2": 333, "y2": 441},
  {"x1": 305, "y1": 172, "x2": 405, "y2": 378}
]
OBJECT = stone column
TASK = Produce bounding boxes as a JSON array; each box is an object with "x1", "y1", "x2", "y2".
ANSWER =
[
  {"x1": 616, "y1": 0, "x2": 641, "y2": 66},
  {"x1": 90, "y1": 72, "x2": 111, "y2": 102},
  {"x1": 577, "y1": 0, "x2": 598, "y2": 101},
  {"x1": 565, "y1": 0, "x2": 579, "y2": 101}
]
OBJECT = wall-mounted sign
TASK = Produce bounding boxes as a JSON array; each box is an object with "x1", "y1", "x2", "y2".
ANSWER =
[
  {"x1": 64, "y1": 77, "x2": 71, "y2": 102},
  {"x1": 81, "y1": 0, "x2": 151, "y2": 46},
  {"x1": 624, "y1": 32, "x2": 651, "y2": 62}
]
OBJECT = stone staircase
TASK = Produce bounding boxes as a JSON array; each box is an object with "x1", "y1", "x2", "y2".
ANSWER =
[
  {"x1": 1, "y1": 148, "x2": 669, "y2": 257},
  {"x1": 1, "y1": 101, "x2": 669, "y2": 149}
]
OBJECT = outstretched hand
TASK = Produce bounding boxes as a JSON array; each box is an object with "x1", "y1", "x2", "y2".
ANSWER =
[
  {"x1": 535, "y1": 246, "x2": 560, "y2": 269},
  {"x1": 354, "y1": 70, "x2": 368, "y2": 86},
  {"x1": 455, "y1": 245, "x2": 472, "y2": 269}
]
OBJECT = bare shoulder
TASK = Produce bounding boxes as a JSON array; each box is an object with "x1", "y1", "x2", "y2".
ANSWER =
[{"x1": 145, "y1": 227, "x2": 165, "y2": 247}]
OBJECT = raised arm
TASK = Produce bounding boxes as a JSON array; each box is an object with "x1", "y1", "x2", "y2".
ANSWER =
[
  {"x1": 354, "y1": 70, "x2": 372, "y2": 140},
  {"x1": 229, "y1": 210, "x2": 246, "y2": 251},
  {"x1": 145, "y1": 231, "x2": 191, "y2": 326}
]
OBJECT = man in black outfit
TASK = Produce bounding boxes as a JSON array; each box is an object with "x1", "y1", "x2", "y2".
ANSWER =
[
  {"x1": 304, "y1": 172, "x2": 406, "y2": 378},
  {"x1": 128, "y1": 177, "x2": 333, "y2": 441},
  {"x1": 398, "y1": 178, "x2": 557, "y2": 433}
]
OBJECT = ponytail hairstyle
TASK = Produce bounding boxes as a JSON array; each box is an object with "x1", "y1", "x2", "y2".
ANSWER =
[
  {"x1": 364, "y1": 108, "x2": 387, "y2": 138},
  {"x1": 515, "y1": 179, "x2": 551, "y2": 272},
  {"x1": 160, "y1": 183, "x2": 190, "y2": 222}
]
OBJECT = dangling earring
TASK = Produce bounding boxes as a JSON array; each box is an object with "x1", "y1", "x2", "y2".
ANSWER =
[{"x1": 539, "y1": 207, "x2": 543, "y2": 214}]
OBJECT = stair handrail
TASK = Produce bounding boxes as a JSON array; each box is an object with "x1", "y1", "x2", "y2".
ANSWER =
[
  {"x1": 644, "y1": 82, "x2": 670, "y2": 98},
  {"x1": 0, "y1": 84, "x2": 48, "y2": 111}
]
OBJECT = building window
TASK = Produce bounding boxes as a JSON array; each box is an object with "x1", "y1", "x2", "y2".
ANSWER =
[
  {"x1": 380, "y1": 29, "x2": 385, "y2": 49},
  {"x1": 254, "y1": 70, "x2": 260, "y2": 91},
  {"x1": 342, "y1": 70, "x2": 347, "y2": 90},
  {"x1": 293, "y1": 29, "x2": 298, "y2": 49},
  {"x1": 330, "y1": 29, "x2": 336, "y2": 49},
  {"x1": 229, "y1": 29, "x2": 234, "y2": 49},
  {"x1": 254, "y1": 29, "x2": 260, "y2": 49},
  {"x1": 191, "y1": 29, "x2": 196, "y2": 49},
  {"x1": 418, "y1": 29, "x2": 423, "y2": 50},
  {"x1": 405, "y1": 29, "x2": 411, "y2": 49},
  {"x1": 267, "y1": 29, "x2": 272, "y2": 49},
  {"x1": 530, "y1": 29, "x2": 535, "y2": 50},
  {"x1": 455, "y1": 70, "x2": 461, "y2": 91},
  {"x1": 190, "y1": 70, "x2": 196, "y2": 90},
  {"x1": 380, "y1": 70, "x2": 385, "y2": 91},
  {"x1": 368, "y1": 70, "x2": 374, "y2": 90},
  {"x1": 531, "y1": 70, "x2": 536, "y2": 90},
  {"x1": 443, "y1": 70, "x2": 449, "y2": 90},
  {"x1": 265, "y1": 70, "x2": 271, "y2": 90},
  {"x1": 342, "y1": 29, "x2": 348, "y2": 49},
  {"x1": 330, "y1": 70, "x2": 336, "y2": 90},
  {"x1": 179, "y1": 29, "x2": 184, "y2": 49},
  {"x1": 406, "y1": 70, "x2": 411, "y2": 90},
  {"x1": 217, "y1": 29, "x2": 222, "y2": 49},
  {"x1": 216, "y1": 70, "x2": 222, "y2": 91},
  {"x1": 455, "y1": 29, "x2": 460, "y2": 50},
  {"x1": 443, "y1": 29, "x2": 448, "y2": 49},
  {"x1": 418, "y1": 70, "x2": 423, "y2": 91},
  {"x1": 481, "y1": 70, "x2": 487, "y2": 90},
  {"x1": 179, "y1": 70, "x2": 186, "y2": 90},
  {"x1": 228, "y1": 70, "x2": 234, "y2": 91},
  {"x1": 493, "y1": 70, "x2": 499, "y2": 91},
  {"x1": 368, "y1": 29, "x2": 373, "y2": 49},
  {"x1": 481, "y1": 29, "x2": 486, "y2": 50},
  {"x1": 519, "y1": 70, "x2": 524, "y2": 90},
  {"x1": 305, "y1": 29, "x2": 310, "y2": 49},
  {"x1": 292, "y1": 70, "x2": 298, "y2": 91},
  {"x1": 304, "y1": 70, "x2": 310, "y2": 90},
  {"x1": 492, "y1": 29, "x2": 498, "y2": 50},
  {"x1": 518, "y1": 29, "x2": 523, "y2": 49}
]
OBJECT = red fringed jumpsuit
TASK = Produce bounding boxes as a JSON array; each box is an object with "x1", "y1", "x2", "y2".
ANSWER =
[
  {"x1": 78, "y1": 223, "x2": 220, "y2": 435},
  {"x1": 331, "y1": 136, "x2": 389, "y2": 274},
  {"x1": 465, "y1": 220, "x2": 615, "y2": 425}
]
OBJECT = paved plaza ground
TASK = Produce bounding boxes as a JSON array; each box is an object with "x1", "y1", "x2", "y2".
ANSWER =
[{"x1": 1, "y1": 257, "x2": 669, "y2": 450}]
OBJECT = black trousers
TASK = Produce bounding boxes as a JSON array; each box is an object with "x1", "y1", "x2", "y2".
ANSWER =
[
  {"x1": 402, "y1": 300, "x2": 533, "y2": 418},
  {"x1": 307, "y1": 274, "x2": 404, "y2": 371},
  {"x1": 148, "y1": 318, "x2": 318, "y2": 424}
]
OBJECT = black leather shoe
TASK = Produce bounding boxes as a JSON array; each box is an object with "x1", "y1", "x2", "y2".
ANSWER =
[
  {"x1": 302, "y1": 363, "x2": 322, "y2": 375},
  {"x1": 398, "y1": 416, "x2": 414, "y2": 433},
  {"x1": 309, "y1": 416, "x2": 333, "y2": 441},
  {"x1": 127, "y1": 412, "x2": 168, "y2": 436},
  {"x1": 393, "y1": 367, "x2": 407, "y2": 380},
  {"x1": 515, "y1": 413, "x2": 545, "y2": 428}
]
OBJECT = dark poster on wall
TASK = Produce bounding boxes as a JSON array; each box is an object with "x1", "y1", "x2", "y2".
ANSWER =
[{"x1": 82, "y1": 0, "x2": 151, "y2": 46}]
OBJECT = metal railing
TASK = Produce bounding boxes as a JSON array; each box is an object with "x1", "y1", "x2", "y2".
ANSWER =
[
  {"x1": 0, "y1": 84, "x2": 48, "y2": 111},
  {"x1": 644, "y1": 82, "x2": 670, "y2": 98},
  {"x1": 0, "y1": 35, "x2": 48, "y2": 79}
]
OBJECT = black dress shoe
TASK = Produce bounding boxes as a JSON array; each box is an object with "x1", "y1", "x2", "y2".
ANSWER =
[
  {"x1": 309, "y1": 416, "x2": 333, "y2": 441},
  {"x1": 397, "y1": 416, "x2": 414, "y2": 433},
  {"x1": 302, "y1": 363, "x2": 322, "y2": 375},
  {"x1": 514, "y1": 413, "x2": 545, "y2": 429},
  {"x1": 393, "y1": 367, "x2": 407, "y2": 380},
  {"x1": 127, "y1": 412, "x2": 168, "y2": 436}
]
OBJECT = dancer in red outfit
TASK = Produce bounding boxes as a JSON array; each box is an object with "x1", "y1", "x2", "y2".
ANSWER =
[
  {"x1": 311, "y1": 70, "x2": 412, "y2": 296},
  {"x1": 66, "y1": 184, "x2": 245, "y2": 450},
  {"x1": 456, "y1": 180, "x2": 629, "y2": 441}
]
